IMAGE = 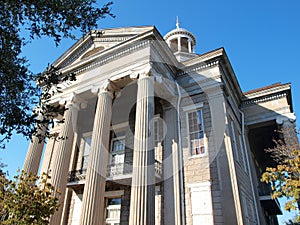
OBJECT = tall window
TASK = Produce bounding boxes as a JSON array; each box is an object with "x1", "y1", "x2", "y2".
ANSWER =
[
  {"x1": 82, "y1": 136, "x2": 91, "y2": 170},
  {"x1": 108, "y1": 137, "x2": 126, "y2": 177},
  {"x1": 110, "y1": 137, "x2": 125, "y2": 165},
  {"x1": 187, "y1": 110, "x2": 205, "y2": 155},
  {"x1": 105, "y1": 197, "x2": 121, "y2": 225},
  {"x1": 154, "y1": 116, "x2": 164, "y2": 162}
]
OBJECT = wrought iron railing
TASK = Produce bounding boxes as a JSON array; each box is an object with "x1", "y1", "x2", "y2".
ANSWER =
[
  {"x1": 155, "y1": 160, "x2": 162, "y2": 175},
  {"x1": 68, "y1": 161, "x2": 162, "y2": 183},
  {"x1": 68, "y1": 169, "x2": 87, "y2": 182}
]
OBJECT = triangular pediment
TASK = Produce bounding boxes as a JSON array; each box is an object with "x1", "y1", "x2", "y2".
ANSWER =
[{"x1": 53, "y1": 26, "x2": 155, "y2": 69}]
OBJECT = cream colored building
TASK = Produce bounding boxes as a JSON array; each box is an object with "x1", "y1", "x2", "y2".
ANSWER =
[{"x1": 23, "y1": 24, "x2": 297, "y2": 225}]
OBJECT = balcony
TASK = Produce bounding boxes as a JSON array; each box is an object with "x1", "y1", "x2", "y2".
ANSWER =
[
  {"x1": 258, "y1": 182, "x2": 282, "y2": 215},
  {"x1": 68, "y1": 160, "x2": 162, "y2": 186}
]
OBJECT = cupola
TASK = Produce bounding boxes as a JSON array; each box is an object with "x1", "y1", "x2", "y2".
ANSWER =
[{"x1": 164, "y1": 17, "x2": 196, "y2": 57}]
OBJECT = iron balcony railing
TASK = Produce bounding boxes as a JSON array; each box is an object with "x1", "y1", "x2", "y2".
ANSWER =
[{"x1": 68, "y1": 160, "x2": 162, "y2": 183}]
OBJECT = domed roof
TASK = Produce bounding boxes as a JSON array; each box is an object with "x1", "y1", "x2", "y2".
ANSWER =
[{"x1": 163, "y1": 18, "x2": 196, "y2": 45}]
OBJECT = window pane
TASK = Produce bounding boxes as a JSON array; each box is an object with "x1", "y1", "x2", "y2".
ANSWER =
[
  {"x1": 188, "y1": 110, "x2": 205, "y2": 155},
  {"x1": 108, "y1": 198, "x2": 121, "y2": 205},
  {"x1": 112, "y1": 139, "x2": 125, "y2": 152},
  {"x1": 84, "y1": 136, "x2": 92, "y2": 156}
]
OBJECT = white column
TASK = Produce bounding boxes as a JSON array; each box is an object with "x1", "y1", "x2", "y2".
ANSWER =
[
  {"x1": 129, "y1": 73, "x2": 155, "y2": 225},
  {"x1": 39, "y1": 132, "x2": 57, "y2": 176},
  {"x1": 79, "y1": 80, "x2": 114, "y2": 225},
  {"x1": 49, "y1": 95, "x2": 81, "y2": 225},
  {"x1": 177, "y1": 36, "x2": 181, "y2": 52},
  {"x1": 23, "y1": 115, "x2": 47, "y2": 175},
  {"x1": 188, "y1": 40, "x2": 192, "y2": 53}
]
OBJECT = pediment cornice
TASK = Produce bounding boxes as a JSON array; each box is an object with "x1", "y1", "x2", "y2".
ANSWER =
[
  {"x1": 62, "y1": 39, "x2": 152, "y2": 76},
  {"x1": 52, "y1": 26, "x2": 156, "y2": 70}
]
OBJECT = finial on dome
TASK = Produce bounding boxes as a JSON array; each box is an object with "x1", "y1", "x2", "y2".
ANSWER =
[{"x1": 176, "y1": 16, "x2": 180, "y2": 29}]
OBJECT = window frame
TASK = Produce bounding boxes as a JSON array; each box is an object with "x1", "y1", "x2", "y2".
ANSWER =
[
  {"x1": 184, "y1": 104, "x2": 206, "y2": 157},
  {"x1": 110, "y1": 136, "x2": 126, "y2": 165},
  {"x1": 104, "y1": 193, "x2": 123, "y2": 225},
  {"x1": 79, "y1": 132, "x2": 92, "y2": 170}
]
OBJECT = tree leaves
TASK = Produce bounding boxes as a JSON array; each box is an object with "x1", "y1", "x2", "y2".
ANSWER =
[
  {"x1": 0, "y1": 0, "x2": 114, "y2": 148},
  {"x1": 0, "y1": 171, "x2": 59, "y2": 224},
  {"x1": 261, "y1": 129, "x2": 300, "y2": 221}
]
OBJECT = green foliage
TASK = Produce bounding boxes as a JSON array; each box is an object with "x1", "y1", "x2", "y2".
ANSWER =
[
  {"x1": 0, "y1": 171, "x2": 59, "y2": 224},
  {"x1": 0, "y1": 0, "x2": 114, "y2": 148},
  {"x1": 261, "y1": 129, "x2": 300, "y2": 222}
]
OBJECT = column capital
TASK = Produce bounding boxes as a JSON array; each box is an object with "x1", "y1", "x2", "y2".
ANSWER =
[
  {"x1": 59, "y1": 93, "x2": 87, "y2": 110},
  {"x1": 129, "y1": 64, "x2": 161, "y2": 81},
  {"x1": 276, "y1": 113, "x2": 296, "y2": 126},
  {"x1": 91, "y1": 79, "x2": 115, "y2": 97}
]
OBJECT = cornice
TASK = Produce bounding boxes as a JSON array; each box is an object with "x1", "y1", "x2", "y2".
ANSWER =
[
  {"x1": 59, "y1": 37, "x2": 135, "y2": 68},
  {"x1": 93, "y1": 36, "x2": 131, "y2": 43},
  {"x1": 243, "y1": 83, "x2": 290, "y2": 99},
  {"x1": 164, "y1": 28, "x2": 196, "y2": 44},
  {"x1": 176, "y1": 60, "x2": 220, "y2": 76},
  {"x1": 59, "y1": 39, "x2": 94, "y2": 68},
  {"x1": 62, "y1": 39, "x2": 151, "y2": 76},
  {"x1": 242, "y1": 92, "x2": 287, "y2": 106},
  {"x1": 53, "y1": 26, "x2": 156, "y2": 69},
  {"x1": 182, "y1": 48, "x2": 224, "y2": 67}
]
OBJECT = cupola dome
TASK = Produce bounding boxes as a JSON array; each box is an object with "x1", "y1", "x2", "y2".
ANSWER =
[{"x1": 164, "y1": 17, "x2": 196, "y2": 54}]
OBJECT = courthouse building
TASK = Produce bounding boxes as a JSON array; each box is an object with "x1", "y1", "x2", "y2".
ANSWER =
[{"x1": 23, "y1": 23, "x2": 297, "y2": 225}]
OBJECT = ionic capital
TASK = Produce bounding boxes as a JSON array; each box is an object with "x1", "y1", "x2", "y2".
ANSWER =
[
  {"x1": 91, "y1": 79, "x2": 115, "y2": 98},
  {"x1": 129, "y1": 64, "x2": 153, "y2": 80},
  {"x1": 276, "y1": 113, "x2": 296, "y2": 126},
  {"x1": 59, "y1": 93, "x2": 87, "y2": 110}
]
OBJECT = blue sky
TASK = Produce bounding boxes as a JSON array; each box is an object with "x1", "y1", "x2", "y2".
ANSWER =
[{"x1": 0, "y1": 0, "x2": 299, "y2": 223}]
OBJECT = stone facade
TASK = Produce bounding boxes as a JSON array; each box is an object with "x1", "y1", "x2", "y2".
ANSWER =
[{"x1": 23, "y1": 24, "x2": 297, "y2": 225}]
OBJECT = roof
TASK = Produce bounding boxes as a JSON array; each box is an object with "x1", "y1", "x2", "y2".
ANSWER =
[
  {"x1": 242, "y1": 82, "x2": 293, "y2": 111},
  {"x1": 243, "y1": 82, "x2": 284, "y2": 95}
]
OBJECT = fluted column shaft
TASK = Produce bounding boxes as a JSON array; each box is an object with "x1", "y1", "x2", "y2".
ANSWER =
[
  {"x1": 23, "y1": 116, "x2": 47, "y2": 175},
  {"x1": 79, "y1": 88, "x2": 113, "y2": 225},
  {"x1": 49, "y1": 102, "x2": 79, "y2": 225},
  {"x1": 129, "y1": 75, "x2": 155, "y2": 225}
]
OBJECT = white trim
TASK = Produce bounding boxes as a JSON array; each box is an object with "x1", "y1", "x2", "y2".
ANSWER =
[
  {"x1": 230, "y1": 120, "x2": 240, "y2": 163},
  {"x1": 110, "y1": 136, "x2": 126, "y2": 152},
  {"x1": 111, "y1": 122, "x2": 129, "y2": 131},
  {"x1": 109, "y1": 136, "x2": 126, "y2": 166},
  {"x1": 185, "y1": 109, "x2": 206, "y2": 157},
  {"x1": 182, "y1": 103, "x2": 204, "y2": 112},
  {"x1": 104, "y1": 190, "x2": 125, "y2": 198},
  {"x1": 187, "y1": 181, "x2": 211, "y2": 188},
  {"x1": 83, "y1": 131, "x2": 93, "y2": 138}
]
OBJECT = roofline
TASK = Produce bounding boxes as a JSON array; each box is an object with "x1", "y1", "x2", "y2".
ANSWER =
[
  {"x1": 242, "y1": 82, "x2": 293, "y2": 112},
  {"x1": 243, "y1": 82, "x2": 291, "y2": 96},
  {"x1": 180, "y1": 47, "x2": 244, "y2": 100},
  {"x1": 52, "y1": 26, "x2": 156, "y2": 68}
]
